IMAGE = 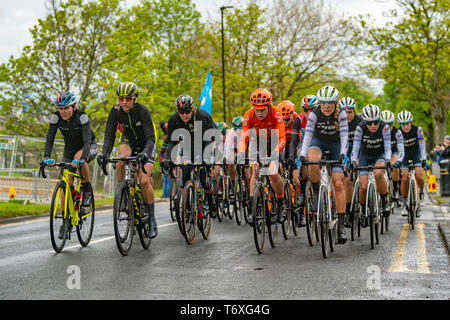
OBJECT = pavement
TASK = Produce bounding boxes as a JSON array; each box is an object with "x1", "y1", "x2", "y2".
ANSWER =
[
  {"x1": 0, "y1": 197, "x2": 169, "y2": 226},
  {"x1": 429, "y1": 193, "x2": 450, "y2": 255}
]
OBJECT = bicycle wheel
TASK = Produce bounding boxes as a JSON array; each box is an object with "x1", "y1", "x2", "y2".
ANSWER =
[
  {"x1": 175, "y1": 182, "x2": 184, "y2": 235},
  {"x1": 242, "y1": 178, "x2": 251, "y2": 225},
  {"x1": 367, "y1": 183, "x2": 377, "y2": 250},
  {"x1": 267, "y1": 188, "x2": 279, "y2": 248},
  {"x1": 319, "y1": 186, "x2": 330, "y2": 258},
  {"x1": 350, "y1": 181, "x2": 360, "y2": 241},
  {"x1": 113, "y1": 181, "x2": 134, "y2": 256},
  {"x1": 136, "y1": 191, "x2": 151, "y2": 250},
  {"x1": 77, "y1": 183, "x2": 95, "y2": 247},
  {"x1": 234, "y1": 179, "x2": 243, "y2": 226},
  {"x1": 198, "y1": 191, "x2": 212, "y2": 240},
  {"x1": 225, "y1": 178, "x2": 233, "y2": 220},
  {"x1": 409, "y1": 179, "x2": 417, "y2": 230},
  {"x1": 329, "y1": 194, "x2": 337, "y2": 253},
  {"x1": 253, "y1": 184, "x2": 266, "y2": 254},
  {"x1": 50, "y1": 181, "x2": 68, "y2": 253},
  {"x1": 182, "y1": 180, "x2": 198, "y2": 244},
  {"x1": 282, "y1": 181, "x2": 293, "y2": 240},
  {"x1": 169, "y1": 181, "x2": 177, "y2": 222},
  {"x1": 305, "y1": 181, "x2": 318, "y2": 246},
  {"x1": 215, "y1": 176, "x2": 224, "y2": 222}
]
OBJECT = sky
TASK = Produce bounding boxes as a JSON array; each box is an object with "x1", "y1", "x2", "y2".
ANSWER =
[{"x1": 0, "y1": 0, "x2": 401, "y2": 92}]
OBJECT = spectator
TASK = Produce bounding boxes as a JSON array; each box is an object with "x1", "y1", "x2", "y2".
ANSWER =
[
  {"x1": 440, "y1": 136, "x2": 450, "y2": 160},
  {"x1": 431, "y1": 144, "x2": 444, "y2": 164}
]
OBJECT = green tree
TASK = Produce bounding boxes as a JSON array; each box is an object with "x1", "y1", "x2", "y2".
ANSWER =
[
  {"x1": 359, "y1": 0, "x2": 450, "y2": 145},
  {"x1": 0, "y1": 0, "x2": 122, "y2": 136}
]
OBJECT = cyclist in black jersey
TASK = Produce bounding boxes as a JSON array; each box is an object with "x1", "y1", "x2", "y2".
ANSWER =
[
  {"x1": 338, "y1": 97, "x2": 362, "y2": 227},
  {"x1": 381, "y1": 111, "x2": 405, "y2": 203},
  {"x1": 97, "y1": 82, "x2": 158, "y2": 238},
  {"x1": 43, "y1": 92, "x2": 97, "y2": 206},
  {"x1": 397, "y1": 110, "x2": 427, "y2": 218},
  {"x1": 164, "y1": 94, "x2": 219, "y2": 218},
  {"x1": 350, "y1": 105, "x2": 392, "y2": 219}
]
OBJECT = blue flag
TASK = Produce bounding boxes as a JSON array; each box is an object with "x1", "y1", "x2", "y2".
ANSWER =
[{"x1": 199, "y1": 70, "x2": 212, "y2": 115}]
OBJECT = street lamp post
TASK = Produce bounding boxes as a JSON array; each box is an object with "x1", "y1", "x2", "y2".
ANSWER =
[{"x1": 221, "y1": 5, "x2": 233, "y2": 123}]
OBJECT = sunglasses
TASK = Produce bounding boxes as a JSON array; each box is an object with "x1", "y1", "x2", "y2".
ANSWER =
[
  {"x1": 178, "y1": 108, "x2": 192, "y2": 115},
  {"x1": 344, "y1": 109, "x2": 354, "y2": 113},
  {"x1": 365, "y1": 120, "x2": 380, "y2": 126},
  {"x1": 119, "y1": 96, "x2": 133, "y2": 102}
]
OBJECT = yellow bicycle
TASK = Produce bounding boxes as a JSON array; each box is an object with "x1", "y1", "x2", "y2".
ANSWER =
[{"x1": 40, "y1": 161, "x2": 95, "y2": 253}]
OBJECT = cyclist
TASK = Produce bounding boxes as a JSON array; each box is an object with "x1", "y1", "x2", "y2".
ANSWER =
[
  {"x1": 338, "y1": 97, "x2": 363, "y2": 227},
  {"x1": 350, "y1": 105, "x2": 392, "y2": 225},
  {"x1": 97, "y1": 82, "x2": 158, "y2": 239},
  {"x1": 164, "y1": 94, "x2": 219, "y2": 218},
  {"x1": 397, "y1": 110, "x2": 427, "y2": 218},
  {"x1": 43, "y1": 92, "x2": 97, "y2": 208},
  {"x1": 238, "y1": 88, "x2": 287, "y2": 224},
  {"x1": 299, "y1": 86, "x2": 349, "y2": 244},
  {"x1": 225, "y1": 116, "x2": 245, "y2": 181},
  {"x1": 381, "y1": 110, "x2": 404, "y2": 203},
  {"x1": 289, "y1": 95, "x2": 319, "y2": 227}
]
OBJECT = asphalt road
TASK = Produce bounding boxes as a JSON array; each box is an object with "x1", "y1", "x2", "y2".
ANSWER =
[{"x1": 0, "y1": 198, "x2": 449, "y2": 300}]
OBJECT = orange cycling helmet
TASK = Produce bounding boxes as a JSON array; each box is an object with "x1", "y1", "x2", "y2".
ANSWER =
[
  {"x1": 278, "y1": 100, "x2": 295, "y2": 119},
  {"x1": 250, "y1": 88, "x2": 272, "y2": 110}
]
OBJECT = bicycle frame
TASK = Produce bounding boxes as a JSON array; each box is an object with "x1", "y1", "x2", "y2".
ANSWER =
[{"x1": 55, "y1": 169, "x2": 82, "y2": 226}]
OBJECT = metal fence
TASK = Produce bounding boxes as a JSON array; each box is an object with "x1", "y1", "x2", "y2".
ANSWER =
[{"x1": 0, "y1": 134, "x2": 163, "y2": 203}]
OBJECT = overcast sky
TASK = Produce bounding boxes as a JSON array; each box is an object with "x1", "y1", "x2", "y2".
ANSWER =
[{"x1": 0, "y1": 0, "x2": 400, "y2": 93}]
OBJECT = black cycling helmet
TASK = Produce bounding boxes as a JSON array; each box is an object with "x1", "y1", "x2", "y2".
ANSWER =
[
  {"x1": 175, "y1": 94, "x2": 194, "y2": 113},
  {"x1": 116, "y1": 82, "x2": 139, "y2": 98}
]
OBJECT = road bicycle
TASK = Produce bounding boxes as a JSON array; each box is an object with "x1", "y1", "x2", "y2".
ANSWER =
[
  {"x1": 302, "y1": 153, "x2": 341, "y2": 259},
  {"x1": 180, "y1": 164, "x2": 214, "y2": 245},
  {"x1": 281, "y1": 162, "x2": 296, "y2": 239},
  {"x1": 39, "y1": 161, "x2": 95, "y2": 253},
  {"x1": 351, "y1": 164, "x2": 388, "y2": 249},
  {"x1": 100, "y1": 156, "x2": 151, "y2": 256},
  {"x1": 252, "y1": 158, "x2": 287, "y2": 254},
  {"x1": 380, "y1": 166, "x2": 394, "y2": 234},
  {"x1": 215, "y1": 163, "x2": 232, "y2": 222},
  {"x1": 404, "y1": 161, "x2": 424, "y2": 230}
]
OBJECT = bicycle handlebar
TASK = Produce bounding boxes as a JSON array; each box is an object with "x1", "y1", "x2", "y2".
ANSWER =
[
  {"x1": 39, "y1": 161, "x2": 85, "y2": 180},
  {"x1": 101, "y1": 156, "x2": 147, "y2": 176}
]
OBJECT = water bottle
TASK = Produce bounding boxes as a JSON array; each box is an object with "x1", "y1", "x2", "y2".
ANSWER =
[{"x1": 71, "y1": 186, "x2": 81, "y2": 211}]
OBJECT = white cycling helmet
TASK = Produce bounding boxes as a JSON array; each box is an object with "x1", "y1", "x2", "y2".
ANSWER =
[
  {"x1": 397, "y1": 110, "x2": 413, "y2": 123},
  {"x1": 338, "y1": 97, "x2": 356, "y2": 109},
  {"x1": 361, "y1": 104, "x2": 381, "y2": 122},
  {"x1": 381, "y1": 110, "x2": 395, "y2": 124},
  {"x1": 317, "y1": 86, "x2": 340, "y2": 103}
]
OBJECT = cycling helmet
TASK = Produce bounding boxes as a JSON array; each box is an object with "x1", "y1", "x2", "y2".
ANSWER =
[
  {"x1": 175, "y1": 94, "x2": 194, "y2": 113},
  {"x1": 278, "y1": 100, "x2": 295, "y2": 119},
  {"x1": 116, "y1": 82, "x2": 139, "y2": 97},
  {"x1": 301, "y1": 95, "x2": 320, "y2": 110},
  {"x1": 317, "y1": 86, "x2": 340, "y2": 103},
  {"x1": 217, "y1": 122, "x2": 227, "y2": 136},
  {"x1": 250, "y1": 88, "x2": 272, "y2": 110},
  {"x1": 361, "y1": 104, "x2": 381, "y2": 122},
  {"x1": 232, "y1": 116, "x2": 243, "y2": 129},
  {"x1": 338, "y1": 97, "x2": 356, "y2": 109},
  {"x1": 56, "y1": 92, "x2": 77, "y2": 107},
  {"x1": 381, "y1": 110, "x2": 395, "y2": 124},
  {"x1": 397, "y1": 110, "x2": 413, "y2": 123}
]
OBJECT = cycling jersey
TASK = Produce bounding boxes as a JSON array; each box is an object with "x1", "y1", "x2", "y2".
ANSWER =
[
  {"x1": 239, "y1": 105, "x2": 286, "y2": 154},
  {"x1": 390, "y1": 126, "x2": 405, "y2": 162},
  {"x1": 299, "y1": 107, "x2": 348, "y2": 158},
  {"x1": 284, "y1": 112, "x2": 298, "y2": 144},
  {"x1": 401, "y1": 125, "x2": 426, "y2": 158},
  {"x1": 44, "y1": 109, "x2": 96, "y2": 161},
  {"x1": 102, "y1": 103, "x2": 156, "y2": 161},
  {"x1": 165, "y1": 108, "x2": 217, "y2": 164},
  {"x1": 347, "y1": 114, "x2": 363, "y2": 147},
  {"x1": 351, "y1": 121, "x2": 391, "y2": 162},
  {"x1": 289, "y1": 115, "x2": 306, "y2": 160}
]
